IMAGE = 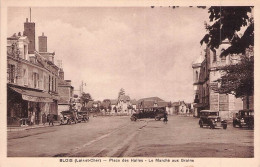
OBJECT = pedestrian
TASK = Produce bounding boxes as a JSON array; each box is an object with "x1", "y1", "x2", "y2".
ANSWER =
[
  {"x1": 48, "y1": 114, "x2": 54, "y2": 126},
  {"x1": 42, "y1": 113, "x2": 47, "y2": 125},
  {"x1": 163, "y1": 112, "x2": 168, "y2": 124},
  {"x1": 31, "y1": 111, "x2": 35, "y2": 125}
]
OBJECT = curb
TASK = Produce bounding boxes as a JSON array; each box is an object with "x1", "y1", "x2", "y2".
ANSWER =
[{"x1": 7, "y1": 123, "x2": 61, "y2": 132}]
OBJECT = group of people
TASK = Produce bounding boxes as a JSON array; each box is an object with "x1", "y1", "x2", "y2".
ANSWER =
[
  {"x1": 42, "y1": 113, "x2": 54, "y2": 126},
  {"x1": 28, "y1": 111, "x2": 54, "y2": 126}
]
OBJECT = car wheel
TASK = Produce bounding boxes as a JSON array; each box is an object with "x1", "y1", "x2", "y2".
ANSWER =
[
  {"x1": 210, "y1": 122, "x2": 215, "y2": 129},
  {"x1": 239, "y1": 123, "x2": 242, "y2": 128},
  {"x1": 248, "y1": 122, "x2": 254, "y2": 129},
  {"x1": 199, "y1": 121, "x2": 203, "y2": 128},
  {"x1": 233, "y1": 122, "x2": 236, "y2": 127},
  {"x1": 223, "y1": 124, "x2": 227, "y2": 129}
]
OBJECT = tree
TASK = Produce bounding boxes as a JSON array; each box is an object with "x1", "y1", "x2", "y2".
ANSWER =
[
  {"x1": 214, "y1": 50, "x2": 253, "y2": 109},
  {"x1": 200, "y1": 6, "x2": 254, "y2": 57},
  {"x1": 80, "y1": 92, "x2": 92, "y2": 107},
  {"x1": 201, "y1": 7, "x2": 254, "y2": 109},
  {"x1": 118, "y1": 88, "x2": 125, "y2": 98}
]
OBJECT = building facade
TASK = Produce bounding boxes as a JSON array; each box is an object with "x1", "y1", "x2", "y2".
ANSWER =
[
  {"x1": 7, "y1": 18, "x2": 60, "y2": 126},
  {"x1": 192, "y1": 41, "x2": 243, "y2": 119}
]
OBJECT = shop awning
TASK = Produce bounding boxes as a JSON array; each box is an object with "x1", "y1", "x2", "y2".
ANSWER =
[{"x1": 9, "y1": 86, "x2": 55, "y2": 103}]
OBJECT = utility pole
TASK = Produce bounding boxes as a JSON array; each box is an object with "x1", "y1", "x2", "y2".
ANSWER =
[
  {"x1": 30, "y1": 7, "x2": 32, "y2": 22},
  {"x1": 80, "y1": 81, "x2": 86, "y2": 94}
]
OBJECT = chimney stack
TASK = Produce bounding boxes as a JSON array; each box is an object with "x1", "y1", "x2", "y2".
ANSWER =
[
  {"x1": 24, "y1": 18, "x2": 35, "y2": 54},
  {"x1": 38, "y1": 32, "x2": 47, "y2": 52}
]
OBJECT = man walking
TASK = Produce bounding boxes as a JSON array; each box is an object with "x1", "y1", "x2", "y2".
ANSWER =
[{"x1": 48, "y1": 114, "x2": 54, "y2": 126}]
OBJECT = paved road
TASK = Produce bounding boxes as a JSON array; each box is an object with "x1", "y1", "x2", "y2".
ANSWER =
[{"x1": 7, "y1": 115, "x2": 254, "y2": 157}]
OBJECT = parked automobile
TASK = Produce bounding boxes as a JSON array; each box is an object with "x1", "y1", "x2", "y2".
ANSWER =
[
  {"x1": 233, "y1": 109, "x2": 254, "y2": 129},
  {"x1": 77, "y1": 111, "x2": 89, "y2": 123},
  {"x1": 60, "y1": 110, "x2": 77, "y2": 125},
  {"x1": 199, "y1": 110, "x2": 227, "y2": 129},
  {"x1": 130, "y1": 107, "x2": 166, "y2": 121}
]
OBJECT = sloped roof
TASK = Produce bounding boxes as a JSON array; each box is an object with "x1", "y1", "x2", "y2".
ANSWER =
[
  {"x1": 101, "y1": 101, "x2": 110, "y2": 108},
  {"x1": 130, "y1": 99, "x2": 137, "y2": 105},
  {"x1": 157, "y1": 101, "x2": 169, "y2": 107},
  {"x1": 137, "y1": 97, "x2": 164, "y2": 103},
  {"x1": 118, "y1": 95, "x2": 130, "y2": 102},
  {"x1": 86, "y1": 101, "x2": 94, "y2": 108},
  {"x1": 110, "y1": 99, "x2": 118, "y2": 105},
  {"x1": 142, "y1": 100, "x2": 155, "y2": 108}
]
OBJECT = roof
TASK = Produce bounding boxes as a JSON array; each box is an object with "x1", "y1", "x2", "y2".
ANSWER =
[
  {"x1": 118, "y1": 95, "x2": 130, "y2": 102},
  {"x1": 137, "y1": 100, "x2": 155, "y2": 109},
  {"x1": 101, "y1": 101, "x2": 110, "y2": 108},
  {"x1": 110, "y1": 99, "x2": 118, "y2": 105},
  {"x1": 137, "y1": 97, "x2": 164, "y2": 103},
  {"x1": 86, "y1": 101, "x2": 94, "y2": 108},
  {"x1": 157, "y1": 101, "x2": 169, "y2": 107},
  {"x1": 93, "y1": 101, "x2": 101, "y2": 104},
  {"x1": 130, "y1": 99, "x2": 137, "y2": 105}
]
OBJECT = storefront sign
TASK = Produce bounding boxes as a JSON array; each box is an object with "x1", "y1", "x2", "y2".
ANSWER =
[{"x1": 22, "y1": 95, "x2": 53, "y2": 103}]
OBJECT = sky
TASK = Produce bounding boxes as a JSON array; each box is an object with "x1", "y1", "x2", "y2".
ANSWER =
[{"x1": 7, "y1": 7, "x2": 209, "y2": 102}]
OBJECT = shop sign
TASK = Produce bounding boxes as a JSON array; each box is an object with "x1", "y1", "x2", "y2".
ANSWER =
[{"x1": 22, "y1": 95, "x2": 53, "y2": 103}]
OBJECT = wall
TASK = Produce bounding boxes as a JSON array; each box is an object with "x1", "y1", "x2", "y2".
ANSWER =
[
  {"x1": 58, "y1": 104, "x2": 69, "y2": 115},
  {"x1": 57, "y1": 86, "x2": 71, "y2": 104}
]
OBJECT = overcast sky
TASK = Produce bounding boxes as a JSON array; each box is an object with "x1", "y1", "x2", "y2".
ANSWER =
[{"x1": 8, "y1": 7, "x2": 209, "y2": 102}]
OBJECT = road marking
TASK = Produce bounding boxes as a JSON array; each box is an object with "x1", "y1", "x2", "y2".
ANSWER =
[
  {"x1": 69, "y1": 120, "x2": 148, "y2": 157},
  {"x1": 68, "y1": 123, "x2": 133, "y2": 156}
]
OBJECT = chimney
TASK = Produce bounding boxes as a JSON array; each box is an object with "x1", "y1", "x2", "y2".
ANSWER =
[
  {"x1": 38, "y1": 32, "x2": 47, "y2": 52},
  {"x1": 59, "y1": 68, "x2": 64, "y2": 80},
  {"x1": 24, "y1": 18, "x2": 35, "y2": 54}
]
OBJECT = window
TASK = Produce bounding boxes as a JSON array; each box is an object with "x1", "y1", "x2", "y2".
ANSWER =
[
  {"x1": 55, "y1": 78, "x2": 57, "y2": 92},
  {"x1": 33, "y1": 72, "x2": 39, "y2": 88},
  {"x1": 195, "y1": 71, "x2": 198, "y2": 82},
  {"x1": 24, "y1": 45, "x2": 27, "y2": 59},
  {"x1": 43, "y1": 75, "x2": 48, "y2": 90},
  {"x1": 213, "y1": 51, "x2": 217, "y2": 62},
  {"x1": 23, "y1": 69, "x2": 28, "y2": 86},
  {"x1": 7, "y1": 64, "x2": 16, "y2": 83},
  {"x1": 52, "y1": 76, "x2": 54, "y2": 92},
  {"x1": 49, "y1": 75, "x2": 51, "y2": 92}
]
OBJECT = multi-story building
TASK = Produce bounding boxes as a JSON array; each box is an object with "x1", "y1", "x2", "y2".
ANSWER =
[
  {"x1": 192, "y1": 41, "x2": 243, "y2": 119},
  {"x1": 7, "y1": 18, "x2": 60, "y2": 126},
  {"x1": 57, "y1": 77, "x2": 74, "y2": 115}
]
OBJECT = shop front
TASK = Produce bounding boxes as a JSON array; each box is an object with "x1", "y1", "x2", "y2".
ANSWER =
[{"x1": 7, "y1": 85, "x2": 58, "y2": 127}]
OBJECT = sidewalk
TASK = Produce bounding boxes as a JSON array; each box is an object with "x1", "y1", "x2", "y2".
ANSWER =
[{"x1": 7, "y1": 122, "x2": 60, "y2": 132}]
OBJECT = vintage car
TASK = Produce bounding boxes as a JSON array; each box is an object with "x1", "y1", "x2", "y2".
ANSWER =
[
  {"x1": 130, "y1": 107, "x2": 166, "y2": 121},
  {"x1": 60, "y1": 110, "x2": 77, "y2": 125},
  {"x1": 199, "y1": 110, "x2": 227, "y2": 129},
  {"x1": 77, "y1": 111, "x2": 89, "y2": 123},
  {"x1": 233, "y1": 109, "x2": 254, "y2": 129}
]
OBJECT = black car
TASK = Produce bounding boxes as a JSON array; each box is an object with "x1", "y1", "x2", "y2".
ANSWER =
[
  {"x1": 130, "y1": 107, "x2": 166, "y2": 121},
  {"x1": 199, "y1": 110, "x2": 227, "y2": 129},
  {"x1": 60, "y1": 110, "x2": 77, "y2": 125},
  {"x1": 77, "y1": 111, "x2": 89, "y2": 123},
  {"x1": 233, "y1": 109, "x2": 254, "y2": 129}
]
